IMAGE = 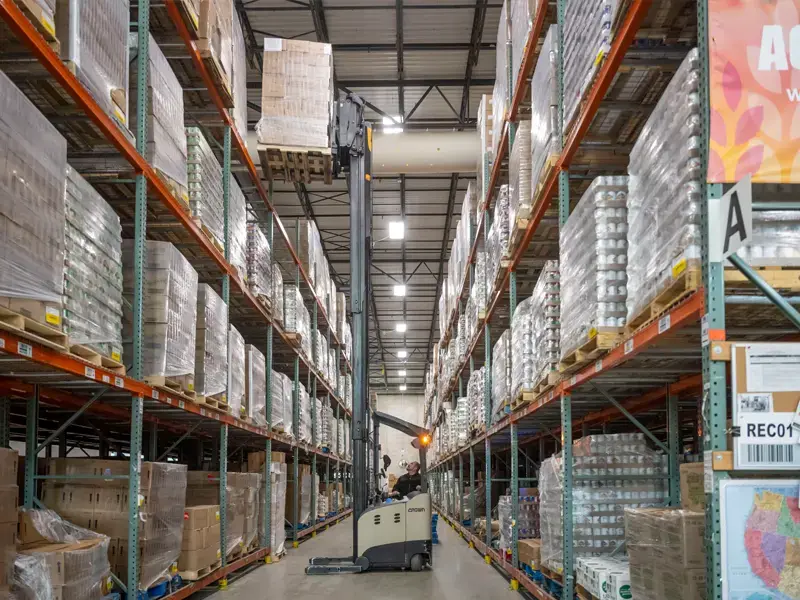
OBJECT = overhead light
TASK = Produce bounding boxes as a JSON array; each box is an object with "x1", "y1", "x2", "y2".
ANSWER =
[
  {"x1": 399, "y1": 384, "x2": 407, "y2": 391},
  {"x1": 395, "y1": 322, "x2": 407, "y2": 333},
  {"x1": 397, "y1": 350, "x2": 408, "y2": 358},
  {"x1": 382, "y1": 115, "x2": 404, "y2": 135},
  {"x1": 393, "y1": 284, "x2": 406, "y2": 296},
  {"x1": 398, "y1": 370, "x2": 407, "y2": 377},
  {"x1": 389, "y1": 221, "x2": 405, "y2": 240}
]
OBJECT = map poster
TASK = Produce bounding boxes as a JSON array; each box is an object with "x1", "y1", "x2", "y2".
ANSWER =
[{"x1": 721, "y1": 479, "x2": 800, "y2": 599}]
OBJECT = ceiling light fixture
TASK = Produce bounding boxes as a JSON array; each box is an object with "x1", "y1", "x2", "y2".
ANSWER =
[
  {"x1": 397, "y1": 350, "x2": 408, "y2": 358},
  {"x1": 398, "y1": 370, "x2": 406, "y2": 377},
  {"x1": 393, "y1": 284, "x2": 406, "y2": 296},
  {"x1": 395, "y1": 323, "x2": 407, "y2": 333},
  {"x1": 399, "y1": 384, "x2": 407, "y2": 391},
  {"x1": 388, "y1": 221, "x2": 405, "y2": 240}
]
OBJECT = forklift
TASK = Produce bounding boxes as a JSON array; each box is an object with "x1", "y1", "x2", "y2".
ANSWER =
[{"x1": 304, "y1": 94, "x2": 433, "y2": 575}]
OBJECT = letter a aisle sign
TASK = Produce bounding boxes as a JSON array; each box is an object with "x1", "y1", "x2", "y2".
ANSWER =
[
  {"x1": 709, "y1": 0, "x2": 800, "y2": 183},
  {"x1": 709, "y1": 175, "x2": 752, "y2": 263}
]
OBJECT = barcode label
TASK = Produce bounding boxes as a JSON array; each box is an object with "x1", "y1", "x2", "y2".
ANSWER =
[{"x1": 746, "y1": 444, "x2": 795, "y2": 464}]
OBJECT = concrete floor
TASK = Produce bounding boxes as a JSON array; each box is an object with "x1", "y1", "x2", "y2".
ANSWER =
[{"x1": 199, "y1": 517, "x2": 520, "y2": 599}]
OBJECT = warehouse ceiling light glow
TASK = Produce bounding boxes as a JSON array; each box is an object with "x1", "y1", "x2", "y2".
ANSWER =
[
  {"x1": 393, "y1": 284, "x2": 406, "y2": 296},
  {"x1": 388, "y1": 221, "x2": 405, "y2": 239},
  {"x1": 397, "y1": 350, "x2": 408, "y2": 358},
  {"x1": 395, "y1": 323, "x2": 407, "y2": 332},
  {"x1": 382, "y1": 115, "x2": 404, "y2": 135},
  {"x1": 399, "y1": 384, "x2": 407, "y2": 391},
  {"x1": 398, "y1": 370, "x2": 406, "y2": 376}
]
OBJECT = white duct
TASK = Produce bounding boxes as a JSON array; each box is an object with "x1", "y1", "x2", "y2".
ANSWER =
[{"x1": 246, "y1": 130, "x2": 478, "y2": 175}]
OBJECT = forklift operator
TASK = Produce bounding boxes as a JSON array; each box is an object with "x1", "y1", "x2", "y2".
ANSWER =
[{"x1": 391, "y1": 461, "x2": 422, "y2": 498}]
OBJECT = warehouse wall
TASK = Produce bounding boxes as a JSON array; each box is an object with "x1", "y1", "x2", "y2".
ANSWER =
[{"x1": 376, "y1": 394, "x2": 424, "y2": 480}]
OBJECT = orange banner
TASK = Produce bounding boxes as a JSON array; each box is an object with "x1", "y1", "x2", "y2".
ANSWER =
[{"x1": 709, "y1": 0, "x2": 800, "y2": 183}]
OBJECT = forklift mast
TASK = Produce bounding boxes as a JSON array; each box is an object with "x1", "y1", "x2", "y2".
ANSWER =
[{"x1": 334, "y1": 92, "x2": 372, "y2": 559}]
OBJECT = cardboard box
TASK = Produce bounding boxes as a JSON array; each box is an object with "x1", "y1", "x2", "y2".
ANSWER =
[
  {"x1": 680, "y1": 462, "x2": 705, "y2": 512},
  {"x1": 0, "y1": 450, "x2": 18, "y2": 487},
  {"x1": 183, "y1": 505, "x2": 216, "y2": 530},
  {"x1": 18, "y1": 510, "x2": 49, "y2": 546},
  {"x1": 178, "y1": 544, "x2": 220, "y2": 573},
  {"x1": 517, "y1": 538, "x2": 541, "y2": 570},
  {"x1": 19, "y1": 543, "x2": 67, "y2": 587}
]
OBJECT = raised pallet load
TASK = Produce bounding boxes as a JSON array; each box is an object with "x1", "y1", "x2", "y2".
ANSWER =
[
  {"x1": 123, "y1": 240, "x2": 199, "y2": 398},
  {"x1": 468, "y1": 366, "x2": 486, "y2": 432},
  {"x1": 194, "y1": 284, "x2": 228, "y2": 407},
  {"x1": 477, "y1": 94, "x2": 493, "y2": 210},
  {"x1": 244, "y1": 344, "x2": 266, "y2": 426},
  {"x1": 509, "y1": 119, "x2": 532, "y2": 247},
  {"x1": 298, "y1": 381, "x2": 312, "y2": 444},
  {"x1": 284, "y1": 285, "x2": 311, "y2": 357},
  {"x1": 64, "y1": 167, "x2": 125, "y2": 371},
  {"x1": 559, "y1": 177, "x2": 629, "y2": 373},
  {"x1": 531, "y1": 261, "x2": 561, "y2": 394},
  {"x1": 228, "y1": 325, "x2": 245, "y2": 417},
  {"x1": 186, "y1": 127, "x2": 225, "y2": 251},
  {"x1": 491, "y1": 329, "x2": 511, "y2": 419},
  {"x1": 178, "y1": 505, "x2": 222, "y2": 580},
  {"x1": 186, "y1": 471, "x2": 246, "y2": 559},
  {"x1": 456, "y1": 397, "x2": 470, "y2": 447},
  {"x1": 0, "y1": 70, "x2": 67, "y2": 351},
  {"x1": 626, "y1": 50, "x2": 702, "y2": 333},
  {"x1": 229, "y1": 177, "x2": 247, "y2": 280},
  {"x1": 487, "y1": 185, "x2": 511, "y2": 292},
  {"x1": 257, "y1": 38, "x2": 334, "y2": 183},
  {"x1": 246, "y1": 223, "x2": 273, "y2": 309},
  {"x1": 197, "y1": 0, "x2": 234, "y2": 107},
  {"x1": 530, "y1": 26, "x2": 560, "y2": 198},
  {"x1": 269, "y1": 370, "x2": 293, "y2": 436},
  {"x1": 130, "y1": 35, "x2": 189, "y2": 208},
  {"x1": 242, "y1": 472, "x2": 262, "y2": 551},
  {"x1": 56, "y1": 0, "x2": 129, "y2": 129},
  {"x1": 0, "y1": 0, "x2": 58, "y2": 51},
  {"x1": 272, "y1": 264, "x2": 284, "y2": 326},
  {"x1": 511, "y1": 0, "x2": 535, "y2": 94}
]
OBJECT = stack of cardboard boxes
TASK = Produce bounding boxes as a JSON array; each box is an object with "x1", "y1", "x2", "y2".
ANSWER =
[
  {"x1": 256, "y1": 38, "x2": 334, "y2": 149},
  {"x1": 186, "y1": 472, "x2": 246, "y2": 558},
  {"x1": 517, "y1": 538, "x2": 541, "y2": 572},
  {"x1": 0, "y1": 450, "x2": 16, "y2": 598},
  {"x1": 177, "y1": 505, "x2": 221, "y2": 578},
  {"x1": 41, "y1": 459, "x2": 186, "y2": 591},
  {"x1": 625, "y1": 508, "x2": 706, "y2": 599}
]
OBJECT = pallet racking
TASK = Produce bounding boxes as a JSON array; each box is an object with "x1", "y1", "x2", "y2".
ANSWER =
[
  {"x1": 0, "y1": 0, "x2": 353, "y2": 596},
  {"x1": 426, "y1": 2, "x2": 800, "y2": 600}
]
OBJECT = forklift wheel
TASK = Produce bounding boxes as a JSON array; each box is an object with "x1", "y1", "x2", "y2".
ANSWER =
[{"x1": 410, "y1": 554, "x2": 424, "y2": 572}]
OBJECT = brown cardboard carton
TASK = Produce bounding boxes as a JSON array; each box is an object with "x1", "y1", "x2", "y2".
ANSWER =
[
  {"x1": 181, "y1": 527, "x2": 206, "y2": 551},
  {"x1": 517, "y1": 538, "x2": 541, "y2": 569},
  {"x1": 680, "y1": 462, "x2": 705, "y2": 512},
  {"x1": 0, "y1": 450, "x2": 18, "y2": 487},
  {"x1": 95, "y1": 488, "x2": 126, "y2": 513},
  {"x1": 18, "y1": 511, "x2": 48, "y2": 546},
  {"x1": 178, "y1": 544, "x2": 219, "y2": 572},
  {"x1": 19, "y1": 543, "x2": 67, "y2": 587},
  {"x1": 206, "y1": 523, "x2": 221, "y2": 547},
  {"x1": 183, "y1": 505, "x2": 212, "y2": 530}
]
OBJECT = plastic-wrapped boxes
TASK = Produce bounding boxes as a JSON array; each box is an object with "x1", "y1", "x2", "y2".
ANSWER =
[
  {"x1": 286, "y1": 465, "x2": 315, "y2": 525},
  {"x1": 186, "y1": 471, "x2": 245, "y2": 558},
  {"x1": 539, "y1": 434, "x2": 668, "y2": 573},
  {"x1": 625, "y1": 508, "x2": 706, "y2": 600},
  {"x1": 499, "y1": 490, "x2": 540, "y2": 551},
  {"x1": 198, "y1": 0, "x2": 233, "y2": 97},
  {"x1": 284, "y1": 285, "x2": 311, "y2": 355},
  {"x1": 229, "y1": 179, "x2": 247, "y2": 280},
  {"x1": 268, "y1": 462, "x2": 287, "y2": 555},
  {"x1": 530, "y1": 26, "x2": 559, "y2": 198},
  {"x1": 509, "y1": 119, "x2": 532, "y2": 232},
  {"x1": 562, "y1": 0, "x2": 622, "y2": 132},
  {"x1": 195, "y1": 284, "x2": 228, "y2": 400},
  {"x1": 228, "y1": 325, "x2": 245, "y2": 417},
  {"x1": 122, "y1": 241, "x2": 198, "y2": 387},
  {"x1": 56, "y1": 0, "x2": 129, "y2": 127},
  {"x1": 486, "y1": 185, "x2": 510, "y2": 291},
  {"x1": 245, "y1": 345, "x2": 266, "y2": 426},
  {"x1": 242, "y1": 472, "x2": 262, "y2": 550},
  {"x1": 626, "y1": 49, "x2": 703, "y2": 323},
  {"x1": 492, "y1": 3, "x2": 508, "y2": 158},
  {"x1": 576, "y1": 556, "x2": 631, "y2": 600},
  {"x1": 0, "y1": 70, "x2": 67, "y2": 330},
  {"x1": 491, "y1": 329, "x2": 511, "y2": 418},
  {"x1": 737, "y1": 211, "x2": 800, "y2": 266},
  {"x1": 43, "y1": 459, "x2": 187, "y2": 590},
  {"x1": 456, "y1": 397, "x2": 469, "y2": 447},
  {"x1": 270, "y1": 370, "x2": 293, "y2": 434},
  {"x1": 63, "y1": 167, "x2": 124, "y2": 362},
  {"x1": 231, "y1": 10, "x2": 248, "y2": 142},
  {"x1": 178, "y1": 505, "x2": 221, "y2": 577},
  {"x1": 468, "y1": 367, "x2": 486, "y2": 431},
  {"x1": 511, "y1": 296, "x2": 534, "y2": 399},
  {"x1": 559, "y1": 177, "x2": 628, "y2": 360},
  {"x1": 246, "y1": 223, "x2": 272, "y2": 305},
  {"x1": 511, "y1": 0, "x2": 535, "y2": 92},
  {"x1": 272, "y1": 264, "x2": 284, "y2": 326},
  {"x1": 129, "y1": 35, "x2": 188, "y2": 199},
  {"x1": 186, "y1": 127, "x2": 224, "y2": 249},
  {"x1": 257, "y1": 38, "x2": 334, "y2": 149},
  {"x1": 530, "y1": 261, "x2": 560, "y2": 387},
  {"x1": 299, "y1": 383, "x2": 312, "y2": 443},
  {"x1": 477, "y1": 95, "x2": 494, "y2": 209}
]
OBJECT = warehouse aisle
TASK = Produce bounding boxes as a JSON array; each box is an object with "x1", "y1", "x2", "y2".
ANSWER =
[{"x1": 201, "y1": 517, "x2": 520, "y2": 600}]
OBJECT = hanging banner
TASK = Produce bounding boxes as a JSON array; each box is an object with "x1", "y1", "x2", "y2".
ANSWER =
[{"x1": 709, "y1": 0, "x2": 800, "y2": 183}]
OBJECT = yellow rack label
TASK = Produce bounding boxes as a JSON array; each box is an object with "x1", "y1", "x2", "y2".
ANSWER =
[
  {"x1": 588, "y1": 327, "x2": 598, "y2": 340},
  {"x1": 111, "y1": 351, "x2": 121, "y2": 362},
  {"x1": 672, "y1": 257, "x2": 687, "y2": 278},
  {"x1": 45, "y1": 307, "x2": 61, "y2": 326},
  {"x1": 42, "y1": 14, "x2": 55, "y2": 37}
]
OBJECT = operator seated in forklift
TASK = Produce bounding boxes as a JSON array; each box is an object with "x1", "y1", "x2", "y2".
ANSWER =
[{"x1": 390, "y1": 461, "x2": 422, "y2": 499}]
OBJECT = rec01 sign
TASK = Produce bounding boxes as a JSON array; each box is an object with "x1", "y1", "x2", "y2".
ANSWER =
[
  {"x1": 709, "y1": 0, "x2": 800, "y2": 183},
  {"x1": 709, "y1": 175, "x2": 752, "y2": 262}
]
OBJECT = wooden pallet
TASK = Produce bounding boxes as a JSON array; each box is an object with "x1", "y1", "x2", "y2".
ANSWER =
[
  {"x1": 143, "y1": 375, "x2": 196, "y2": 401},
  {"x1": 540, "y1": 564, "x2": 563, "y2": 584},
  {"x1": 511, "y1": 390, "x2": 535, "y2": 410},
  {"x1": 200, "y1": 395, "x2": 230, "y2": 413},
  {"x1": 178, "y1": 559, "x2": 221, "y2": 582},
  {"x1": 191, "y1": 218, "x2": 225, "y2": 253},
  {"x1": 7, "y1": 0, "x2": 59, "y2": 50},
  {"x1": 195, "y1": 39, "x2": 234, "y2": 108},
  {"x1": 532, "y1": 370, "x2": 560, "y2": 395},
  {"x1": 576, "y1": 584, "x2": 600, "y2": 600},
  {"x1": 626, "y1": 266, "x2": 702, "y2": 334},
  {"x1": 724, "y1": 266, "x2": 800, "y2": 291},
  {"x1": 258, "y1": 145, "x2": 333, "y2": 185},
  {"x1": 284, "y1": 332, "x2": 302, "y2": 347},
  {"x1": 509, "y1": 217, "x2": 529, "y2": 253},
  {"x1": 534, "y1": 153, "x2": 560, "y2": 198},
  {"x1": 558, "y1": 329, "x2": 622, "y2": 374},
  {"x1": 0, "y1": 305, "x2": 68, "y2": 351},
  {"x1": 150, "y1": 0, "x2": 200, "y2": 38},
  {"x1": 69, "y1": 344, "x2": 126, "y2": 375},
  {"x1": 156, "y1": 169, "x2": 190, "y2": 212}
]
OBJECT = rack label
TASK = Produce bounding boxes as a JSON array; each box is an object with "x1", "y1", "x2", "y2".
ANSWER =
[
  {"x1": 595, "y1": 360, "x2": 602, "y2": 373},
  {"x1": 114, "y1": 377, "x2": 124, "y2": 389},
  {"x1": 624, "y1": 339, "x2": 634, "y2": 355},
  {"x1": 658, "y1": 314, "x2": 671, "y2": 334},
  {"x1": 0, "y1": 339, "x2": 4, "y2": 349},
  {"x1": 701, "y1": 316, "x2": 710, "y2": 347},
  {"x1": 178, "y1": 400, "x2": 185, "y2": 410},
  {"x1": 18, "y1": 343, "x2": 32, "y2": 358},
  {"x1": 152, "y1": 390, "x2": 159, "y2": 400},
  {"x1": 85, "y1": 367, "x2": 96, "y2": 380}
]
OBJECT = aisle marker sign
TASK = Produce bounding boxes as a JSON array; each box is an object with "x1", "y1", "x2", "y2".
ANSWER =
[{"x1": 709, "y1": 176, "x2": 752, "y2": 262}]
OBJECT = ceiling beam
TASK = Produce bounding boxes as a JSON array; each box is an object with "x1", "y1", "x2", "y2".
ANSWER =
[
  {"x1": 333, "y1": 42, "x2": 494, "y2": 52},
  {"x1": 426, "y1": 173, "x2": 458, "y2": 365},
  {"x1": 249, "y1": 78, "x2": 494, "y2": 89},
  {"x1": 244, "y1": 3, "x2": 503, "y2": 10}
]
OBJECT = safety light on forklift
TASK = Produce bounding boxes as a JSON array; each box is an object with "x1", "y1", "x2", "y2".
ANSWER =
[{"x1": 420, "y1": 434, "x2": 431, "y2": 446}]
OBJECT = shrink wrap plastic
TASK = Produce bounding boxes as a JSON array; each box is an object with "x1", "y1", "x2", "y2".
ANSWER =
[
  {"x1": 272, "y1": 265, "x2": 284, "y2": 326},
  {"x1": 487, "y1": 186, "x2": 510, "y2": 292},
  {"x1": 477, "y1": 95, "x2": 494, "y2": 208},
  {"x1": 229, "y1": 179, "x2": 247, "y2": 279},
  {"x1": 195, "y1": 284, "x2": 228, "y2": 398},
  {"x1": 186, "y1": 127, "x2": 224, "y2": 247},
  {"x1": 228, "y1": 325, "x2": 245, "y2": 416},
  {"x1": 231, "y1": 10, "x2": 248, "y2": 142},
  {"x1": 456, "y1": 397, "x2": 469, "y2": 447},
  {"x1": 531, "y1": 261, "x2": 560, "y2": 386},
  {"x1": 468, "y1": 366, "x2": 486, "y2": 431},
  {"x1": 511, "y1": 0, "x2": 534, "y2": 91},
  {"x1": 247, "y1": 223, "x2": 272, "y2": 301},
  {"x1": 509, "y1": 119, "x2": 532, "y2": 232},
  {"x1": 245, "y1": 344, "x2": 266, "y2": 425},
  {"x1": 511, "y1": 296, "x2": 534, "y2": 398},
  {"x1": 491, "y1": 329, "x2": 511, "y2": 418},
  {"x1": 493, "y1": 3, "x2": 508, "y2": 157},
  {"x1": 530, "y1": 26, "x2": 559, "y2": 194},
  {"x1": 738, "y1": 211, "x2": 800, "y2": 267},
  {"x1": 559, "y1": 177, "x2": 628, "y2": 359}
]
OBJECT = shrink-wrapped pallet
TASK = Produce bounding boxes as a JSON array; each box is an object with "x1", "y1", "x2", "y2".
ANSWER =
[
  {"x1": 477, "y1": 95, "x2": 494, "y2": 210},
  {"x1": 511, "y1": 0, "x2": 535, "y2": 93},
  {"x1": 531, "y1": 261, "x2": 560, "y2": 386},
  {"x1": 284, "y1": 285, "x2": 311, "y2": 357},
  {"x1": 562, "y1": 0, "x2": 622, "y2": 132},
  {"x1": 0, "y1": 70, "x2": 66, "y2": 325},
  {"x1": 270, "y1": 370, "x2": 292, "y2": 434},
  {"x1": 737, "y1": 211, "x2": 800, "y2": 267},
  {"x1": 247, "y1": 223, "x2": 272, "y2": 303},
  {"x1": 186, "y1": 127, "x2": 224, "y2": 248},
  {"x1": 229, "y1": 178, "x2": 247, "y2": 279},
  {"x1": 270, "y1": 463, "x2": 287, "y2": 554},
  {"x1": 486, "y1": 185, "x2": 510, "y2": 291},
  {"x1": 63, "y1": 166, "x2": 123, "y2": 361},
  {"x1": 56, "y1": 0, "x2": 129, "y2": 127},
  {"x1": 195, "y1": 284, "x2": 228, "y2": 399},
  {"x1": 468, "y1": 366, "x2": 486, "y2": 431},
  {"x1": 492, "y1": 3, "x2": 508, "y2": 157},
  {"x1": 509, "y1": 120, "x2": 532, "y2": 233},
  {"x1": 299, "y1": 383, "x2": 311, "y2": 443},
  {"x1": 272, "y1": 264, "x2": 284, "y2": 325},
  {"x1": 129, "y1": 35, "x2": 187, "y2": 194},
  {"x1": 559, "y1": 176, "x2": 628, "y2": 359},
  {"x1": 511, "y1": 295, "x2": 534, "y2": 399},
  {"x1": 231, "y1": 9, "x2": 248, "y2": 142},
  {"x1": 122, "y1": 241, "x2": 198, "y2": 382},
  {"x1": 540, "y1": 434, "x2": 668, "y2": 573},
  {"x1": 626, "y1": 50, "x2": 703, "y2": 322},
  {"x1": 198, "y1": 0, "x2": 233, "y2": 95},
  {"x1": 491, "y1": 329, "x2": 511, "y2": 418},
  {"x1": 228, "y1": 325, "x2": 245, "y2": 416},
  {"x1": 257, "y1": 38, "x2": 334, "y2": 149},
  {"x1": 530, "y1": 26, "x2": 559, "y2": 195},
  {"x1": 245, "y1": 344, "x2": 266, "y2": 425}
]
